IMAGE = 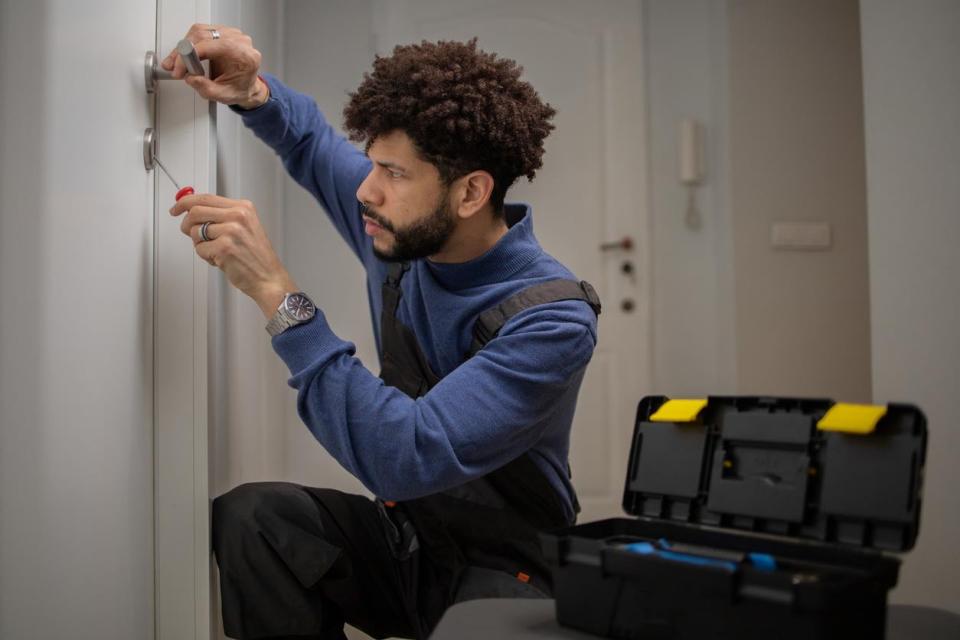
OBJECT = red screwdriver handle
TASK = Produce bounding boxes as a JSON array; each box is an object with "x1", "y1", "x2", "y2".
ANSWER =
[{"x1": 175, "y1": 186, "x2": 195, "y2": 201}]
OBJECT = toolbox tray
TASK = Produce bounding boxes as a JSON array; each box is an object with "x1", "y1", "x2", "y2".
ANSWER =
[{"x1": 541, "y1": 396, "x2": 927, "y2": 639}]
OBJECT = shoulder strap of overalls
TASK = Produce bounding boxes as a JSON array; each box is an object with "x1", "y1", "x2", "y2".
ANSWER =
[
  {"x1": 381, "y1": 261, "x2": 410, "y2": 315},
  {"x1": 468, "y1": 279, "x2": 602, "y2": 357}
]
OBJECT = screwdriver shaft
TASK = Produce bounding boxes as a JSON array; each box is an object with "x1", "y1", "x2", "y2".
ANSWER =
[{"x1": 153, "y1": 156, "x2": 180, "y2": 190}]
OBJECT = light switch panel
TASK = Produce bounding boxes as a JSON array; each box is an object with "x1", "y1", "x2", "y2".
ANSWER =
[{"x1": 771, "y1": 222, "x2": 832, "y2": 250}]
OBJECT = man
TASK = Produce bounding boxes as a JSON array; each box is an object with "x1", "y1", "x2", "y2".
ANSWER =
[{"x1": 165, "y1": 23, "x2": 600, "y2": 640}]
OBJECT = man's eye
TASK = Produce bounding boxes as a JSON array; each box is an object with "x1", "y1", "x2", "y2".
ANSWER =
[{"x1": 389, "y1": 171, "x2": 403, "y2": 179}]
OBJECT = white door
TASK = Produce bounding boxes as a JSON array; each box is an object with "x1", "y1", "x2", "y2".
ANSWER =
[
  {"x1": 370, "y1": 0, "x2": 652, "y2": 521},
  {"x1": 0, "y1": 2, "x2": 214, "y2": 637},
  {"x1": 0, "y1": 1, "x2": 157, "y2": 638}
]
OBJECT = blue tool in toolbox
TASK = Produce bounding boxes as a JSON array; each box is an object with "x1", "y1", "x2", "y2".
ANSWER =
[{"x1": 540, "y1": 396, "x2": 927, "y2": 639}]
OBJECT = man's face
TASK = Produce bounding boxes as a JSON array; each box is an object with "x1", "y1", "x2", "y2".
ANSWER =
[{"x1": 356, "y1": 130, "x2": 457, "y2": 262}]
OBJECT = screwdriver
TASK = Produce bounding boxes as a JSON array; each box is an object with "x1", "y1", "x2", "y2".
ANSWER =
[{"x1": 153, "y1": 154, "x2": 194, "y2": 202}]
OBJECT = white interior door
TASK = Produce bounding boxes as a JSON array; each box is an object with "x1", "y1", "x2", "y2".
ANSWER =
[
  {"x1": 370, "y1": 0, "x2": 652, "y2": 521},
  {"x1": 0, "y1": 2, "x2": 215, "y2": 637},
  {"x1": 0, "y1": 1, "x2": 157, "y2": 638}
]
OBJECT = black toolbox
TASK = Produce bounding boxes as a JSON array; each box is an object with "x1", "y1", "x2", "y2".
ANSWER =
[{"x1": 541, "y1": 396, "x2": 927, "y2": 639}]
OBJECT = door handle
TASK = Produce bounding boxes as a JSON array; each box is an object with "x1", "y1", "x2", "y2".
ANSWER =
[
  {"x1": 599, "y1": 236, "x2": 634, "y2": 252},
  {"x1": 145, "y1": 51, "x2": 172, "y2": 93},
  {"x1": 145, "y1": 40, "x2": 204, "y2": 94}
]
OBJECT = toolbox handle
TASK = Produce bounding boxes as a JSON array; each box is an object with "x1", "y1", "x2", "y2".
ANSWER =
[
  {"x1": 817, "y1": 403, "x2": 888, "y2": 435},
  {"x1": 649, "y1": 398, "x2": 708, "y2": 423}
]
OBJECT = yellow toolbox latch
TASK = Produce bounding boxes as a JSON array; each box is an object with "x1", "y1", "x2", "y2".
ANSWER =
[
  {"x1": 650, "y1": 399, "x2": 708, "y2": 423},
  {"x1": 817, "y1": 403, "x2": 888, "y2": 435}
]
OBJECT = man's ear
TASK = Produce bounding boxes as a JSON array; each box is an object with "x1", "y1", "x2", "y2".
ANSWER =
[{"x1": 453, "y1": 170, "x2": 495, "y2": 220}]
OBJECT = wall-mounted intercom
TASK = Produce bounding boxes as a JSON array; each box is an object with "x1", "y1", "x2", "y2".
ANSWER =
[{"x1": 679, "y1": 118, "x2": 705, "y2": 230}]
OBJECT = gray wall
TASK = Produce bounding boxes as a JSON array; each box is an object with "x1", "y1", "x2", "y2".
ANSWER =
[
  {"x1": 209, "y1": 0, "x2": 288, "y2": 500},
  {"x1": 645, "y1": 0, "x2": 738, "y2": 397},
  {"x1": 0, "y1": 1, "x2": 156, "y2": 637},
  {"x1": 860, "y1": 0, "x2": 960, "y2": 612},
  {"x1": 278, "y1": 0, "x2": 377, "y2": 494},
  {"x1": 208, "y1": 2, "x2": 288, "y2": 637},
  {"x1": 728, "y1": 0, "x2": 872, "y2": 401},
  {"x1": 645, "y1": 0, "x2": 872, "y2": 402}
]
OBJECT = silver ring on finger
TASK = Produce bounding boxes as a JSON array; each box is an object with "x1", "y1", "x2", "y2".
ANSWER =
[
  {"x1": 208, "y1": 28, "x2": 221, "y2": 40},
  {"x1": 199, "y1": 221, "x2": 213, "y2": 242}
]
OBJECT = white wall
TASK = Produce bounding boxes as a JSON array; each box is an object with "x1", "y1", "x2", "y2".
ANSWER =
[
  {"x1": 0, "y1": 1, "x2": 156, "y2": 637},
  {"x1": 860, "y1": 0, "x2": 960, "y2": 613}
]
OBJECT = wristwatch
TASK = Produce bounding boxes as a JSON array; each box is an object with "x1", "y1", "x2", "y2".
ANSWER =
[{"x1": 265, "y1": 292, "x2": 316, "y2": 336}]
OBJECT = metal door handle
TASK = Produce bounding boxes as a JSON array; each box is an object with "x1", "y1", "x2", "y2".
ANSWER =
[
  {"x1": 145, "y1": 51, "x2": 172, "y2": 93},
  {"x1": 145, "y1": 40, "x2": 204, "y2": 94},
  {"x1": 600, "y1": 236, "x2": 634, "y2": 252}
]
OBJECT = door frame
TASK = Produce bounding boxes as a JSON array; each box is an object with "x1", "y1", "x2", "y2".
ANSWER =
[{"x1": 153, "y1": 1, "x2": 214, "y2": 638}]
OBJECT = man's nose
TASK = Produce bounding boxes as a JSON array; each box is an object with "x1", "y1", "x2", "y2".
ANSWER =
[{"x1": 356, "y1": 170, "x2": 383, "y2": 209}]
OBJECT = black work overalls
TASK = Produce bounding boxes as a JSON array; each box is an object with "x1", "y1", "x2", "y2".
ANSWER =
[{"x1": 376, "y1": 261, "x2": 601, "y2": 620}]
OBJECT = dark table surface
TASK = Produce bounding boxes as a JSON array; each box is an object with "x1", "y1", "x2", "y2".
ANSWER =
[{"x1": 430, "y1": 598, "x2": 960, "y2": 639}]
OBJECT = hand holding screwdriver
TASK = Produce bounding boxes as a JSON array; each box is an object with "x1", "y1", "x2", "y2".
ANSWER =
[{"x1": 169, "y1": 193, "x2": 297, "y2": 318}]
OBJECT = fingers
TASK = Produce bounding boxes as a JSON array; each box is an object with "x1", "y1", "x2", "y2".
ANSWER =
[
  {"x1": 166, "y1": 39, "x2": 232, "y2": 79},
  {"x1": 186, "y1": 23, "x2": 245, "y2": 44},
  {"x1": 162, "y1": 24, "x2": 244, "y2": 66},
  {"x1": 190, "y1": 38, "x2": 234, "y2": 63},
  {"x1": 189, "y1": 221, "x2": 224, "y2": 245},
  {"x1": 177, "y1": 204, "x2": 237, "y2": 236},
  {"x1": 194, "y1": 236, "x2": 228, "y2": 267},
  {"x1": 161, "y1": 22, "x2": 218, "y2": 67},
  {"x1": 193, "y1": 38, "x2": 261, "y2": 73},
  {"x1": 164, "y1": 45, "x2": 190, "y2": 78},
  {"x1": 169, "y1": 193, "x2": 255, "y2": 218},
  {"x1": 161, "y1": 24, "x2": 253, "y2": 76},
  {"x1": 184, "y1": 75, "x2": 233, "y2": 102},
  {"x1": 169, "y1": 194, "x2": 258, "y2": 248},
  {"x1": 169, "y1": 193, "x2": 236, "y2": 217}
]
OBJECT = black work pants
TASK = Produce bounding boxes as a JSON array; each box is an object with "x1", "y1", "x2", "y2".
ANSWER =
[{"x1": 211, "y1": 482, "x2": 444, "y2": 640}]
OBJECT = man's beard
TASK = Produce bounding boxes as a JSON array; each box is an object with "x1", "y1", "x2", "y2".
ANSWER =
[{"x1": 365, "y1": 193, "x2": 456, "y2": 262}]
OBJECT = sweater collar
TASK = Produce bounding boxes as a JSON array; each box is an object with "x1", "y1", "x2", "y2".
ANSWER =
[{"x1": 424, "y1": 203, "x2": 542, "y2": 290}]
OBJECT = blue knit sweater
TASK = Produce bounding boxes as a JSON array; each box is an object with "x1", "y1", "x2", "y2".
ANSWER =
[{"x1": 236, "y1": 75, "x2": 598, "y2": 521}]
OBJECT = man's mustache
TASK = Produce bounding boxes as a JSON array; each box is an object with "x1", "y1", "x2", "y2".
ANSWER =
[{"x1": 360, "y1": 204, "x2": 395, "y2": 233}]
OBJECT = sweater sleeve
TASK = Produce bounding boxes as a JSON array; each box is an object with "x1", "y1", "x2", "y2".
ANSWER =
[
  {"x1": 271, "y1": 302, "x2": 597, "y2": 501},
  {"x1": 232, "y1": 73, "x2": 373, "y2": 263}
]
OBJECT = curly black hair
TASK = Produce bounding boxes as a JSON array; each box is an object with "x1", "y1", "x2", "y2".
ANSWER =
[{"x1": 343, "y1": 38, "x2": 556, "y2": 215}]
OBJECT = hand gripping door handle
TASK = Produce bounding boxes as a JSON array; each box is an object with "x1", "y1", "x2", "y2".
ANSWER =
[{"x1": 145, "y1": 39, "x2": 204, "y2": 94}]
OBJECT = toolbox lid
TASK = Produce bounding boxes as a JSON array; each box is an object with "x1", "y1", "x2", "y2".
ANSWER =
[{"x1": 622, "y1": 396, "x2": 927, "y2": 552}]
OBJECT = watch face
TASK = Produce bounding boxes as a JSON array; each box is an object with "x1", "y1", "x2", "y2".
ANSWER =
[{"x1": 284, "y1": 293, "x2": 316, "y2": 321}]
